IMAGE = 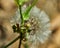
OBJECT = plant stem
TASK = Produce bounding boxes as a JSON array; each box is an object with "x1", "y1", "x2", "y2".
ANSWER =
[
  {"x1": 4, "y1": 36, "x2": 20, "y2": 48},
  {"x1": 19, "y1": 5, "x2": 24, "y2": 25},
  {"x1": 18, "y1": 38, "x2": 21, "y2": 48},
  {"x1": 18, "y1": 4, "x2": 24, "y2": 48},
  {"x1": 18, "y1": 33, "x2": 23, "y2": 48}
]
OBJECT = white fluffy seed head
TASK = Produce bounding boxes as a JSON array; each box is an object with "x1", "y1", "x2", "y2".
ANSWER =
[{"x1": 11, "y1": 5, "x2": 51, "y2": 48}]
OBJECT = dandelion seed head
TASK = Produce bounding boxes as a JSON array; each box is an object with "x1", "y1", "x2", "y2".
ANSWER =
[{"x1": 10, "y1": 5, "x2": 51, "y2": 48}]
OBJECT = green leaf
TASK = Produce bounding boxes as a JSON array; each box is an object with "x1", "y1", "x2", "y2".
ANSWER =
[
  {"x1": 23, "y1": 13, "x2": 30, "y2": 20},
  {"x1": 15, "y1": 0, "x2": 29, "y2": 5},
  {"x1": 15, "y1": 0, "x2": 19, "y2": 5},
  {"x1": 22, "y1": 0, "x2": 38, "y2": 21},
  {"x1": 19, "y1": 0, "x2": 29, "y2": 5}
]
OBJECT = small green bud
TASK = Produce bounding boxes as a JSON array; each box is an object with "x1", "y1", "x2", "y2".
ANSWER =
[{"x1": 12, "y1": 25, "x2": 17, "y2": 32}]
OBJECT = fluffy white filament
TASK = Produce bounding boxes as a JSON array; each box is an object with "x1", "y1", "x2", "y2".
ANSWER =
[{"x1": 10, "y1": 5, "x2": 51, "y2": 48}]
